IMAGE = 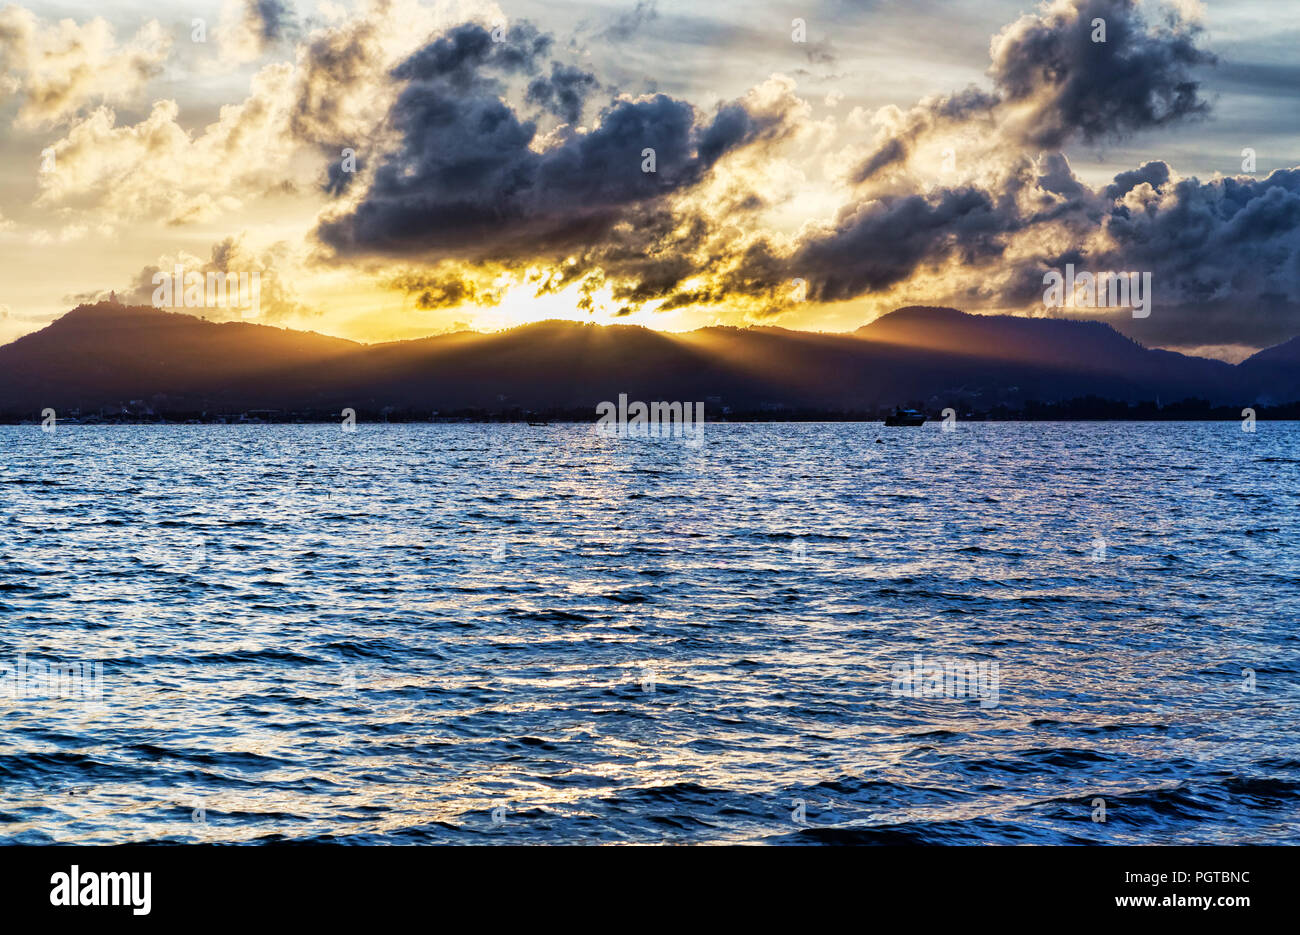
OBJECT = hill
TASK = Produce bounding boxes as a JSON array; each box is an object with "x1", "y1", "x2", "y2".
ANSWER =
[{"x1": 0, "y1": 301, "x2": 1292, "y2": 418}]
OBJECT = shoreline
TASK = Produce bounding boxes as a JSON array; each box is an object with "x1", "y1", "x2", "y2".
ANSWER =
[{"x1": 4, "y1": 415, "x2": 1298, "y2": 426}]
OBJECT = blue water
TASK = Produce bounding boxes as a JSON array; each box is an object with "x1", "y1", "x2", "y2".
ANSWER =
[{"x1": 0, "y1": 422, "x2": 1296, "y2": 844}]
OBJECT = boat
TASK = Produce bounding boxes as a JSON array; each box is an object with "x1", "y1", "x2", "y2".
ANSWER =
[{"x1": 883, "y1": 408, "x2": 926, "y2": 426}]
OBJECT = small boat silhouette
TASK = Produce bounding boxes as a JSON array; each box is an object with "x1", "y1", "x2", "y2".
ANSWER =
[{"x1": 883, "y1": 408, "x2": 926, "y2": 427}]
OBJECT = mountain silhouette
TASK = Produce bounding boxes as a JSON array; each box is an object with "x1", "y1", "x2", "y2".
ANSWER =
[
  {"x1": 1239, "y1": 335, "x2": 1300, "y2": 404},
  {"x1": 0, "y1": 301, "x2": 1292, "y2": 418}
]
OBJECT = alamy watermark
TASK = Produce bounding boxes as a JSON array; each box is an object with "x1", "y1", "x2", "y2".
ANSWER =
[
  {"x1": 0, "y1": 654, "x2": 104, "y2": 701},
  {"x1": 152, "y1": 265, "x2": 261, "y2": 319},
  {"x1": 596, "y1": 393, "x2": 704, "y2": 447},
  {"x1": 49, "y1": 867, "x2": 150, "y2": 915},
  {"x1": 1043, "y1": 264, "x2": 1151, "y2": 318},
  {"x1": 889, "y1": 653, "x2": 999, "y2": 708}
]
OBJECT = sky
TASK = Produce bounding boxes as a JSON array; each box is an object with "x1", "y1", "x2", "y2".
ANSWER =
[{"x1": 0, "y1": 0, "x2": 1296, "y2": 361}]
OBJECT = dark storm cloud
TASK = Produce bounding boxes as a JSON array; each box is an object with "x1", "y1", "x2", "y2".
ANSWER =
[
  {"x1": 252, "y1": 0, "x2": 295, "y2": 43},
  {"x1": 1093, "y1": 168, "x2": 1300, "y2": 347},
  {"x1": 316, "y1": 21, "x2": 793, "y2": 264},
  {"x1": 291, "y1": 21, "x2": 561, "y2": 194},
  {"x1": 387, "y1": 270, "x2": 497, "y2": 309},
  {"x1": 854, "y1": 137, "x2": 907, "y2": 184},
  {"x1": 1036, "y1": 152, "x2": 1091, "y2": 201},
  {"x1": 976, "y1": 163, "x2": 1300, "y2": 349},
  {"x1": 590, "y1": 184, "x2": 1024, "y2": 313},
  {"x1": 392, "y1": 22, "x2": 552, "y2": 85},
  {"x1": 802, "y1": 149, "x2": 1300, "y2": 349},
  {"x1": 227, "y1": 0, "x2": 298, "y2": 57},
  {"x1": 323, "y1": 151, "x2": 363, "y2": 195},
  {"x1": 855, "y1": 0, "x2": 1215, "y2": 185},
  {"x1": 1102, "y1": 160, "x2": 1171, "y2": 200},
  {"x1": 793, "y1": 188, "x2": 1014, "y2": 301},
  {"x1": 526, "y1": 63, "x2": 600, "y2": 125},
  {"x1": 320, "y1": 93, "x2": 684, "y2": 258},
  {"x1": 988, "y1": 0, "x2": 1215, "y2": 148}
]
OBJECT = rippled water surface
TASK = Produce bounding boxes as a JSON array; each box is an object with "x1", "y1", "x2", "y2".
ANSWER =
[{"x1": 1, "y1": 422, "x2": 1297, "y2": 844}]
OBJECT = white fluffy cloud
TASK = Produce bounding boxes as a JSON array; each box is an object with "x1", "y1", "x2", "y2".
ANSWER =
[
  {"x1": 32, "y1": 0, "x2": 488, "y2": 229},
  {"x1": 0, "y1": 6, "x2": 171, "y2": 128}
]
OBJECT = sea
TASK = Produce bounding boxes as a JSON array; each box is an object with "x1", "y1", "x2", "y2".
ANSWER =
[{"x1": 0, "y1": 422, "x2": 1296, "y2": 844}]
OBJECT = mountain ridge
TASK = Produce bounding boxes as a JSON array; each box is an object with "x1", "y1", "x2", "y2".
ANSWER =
[{"x1": 0, "y1": 301, "x2": 1294, "y2": 417}]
